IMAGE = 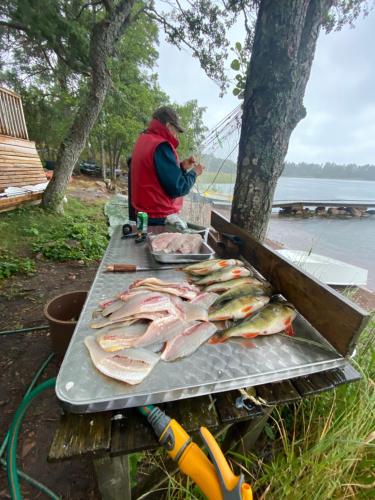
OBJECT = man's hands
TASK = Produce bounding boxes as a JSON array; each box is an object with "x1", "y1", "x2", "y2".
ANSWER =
[{"x1": 181, "y1": 156, "x2": 205, "y2": 177}]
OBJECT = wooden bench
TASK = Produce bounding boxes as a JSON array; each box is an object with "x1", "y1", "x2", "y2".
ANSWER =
[{"x1": 48, "y1": 213, "x2": 369, "y2": 498}]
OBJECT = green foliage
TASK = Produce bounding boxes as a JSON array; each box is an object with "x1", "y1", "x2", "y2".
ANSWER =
[
  {"x1": 0, "y1": 253, "x2": 35, "y2": 280},
  {"x1": 230, "y1": 41, "x2": 250, "y2": 100},
  {"x1": 32, "y1": 216, "x2": 108, "y2": 261},
  {"x1": 0, "y1": 198, "x2": 107, "y2": 279}
]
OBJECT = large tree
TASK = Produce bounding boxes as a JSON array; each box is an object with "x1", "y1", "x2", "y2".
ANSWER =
[
  {"x1": 230, "y1": 0, "x2": 371, "y2": 240},
  {"x1": 1, "y1": 0, "x2": 232, "y2": 212}
]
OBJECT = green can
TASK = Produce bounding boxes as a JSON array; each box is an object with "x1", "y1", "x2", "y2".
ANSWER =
[{"x1": 136, "y1": 211, "x2": 148, "y2": 235}]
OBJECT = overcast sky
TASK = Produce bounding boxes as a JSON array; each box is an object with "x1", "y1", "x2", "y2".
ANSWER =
[{"x1": 156, "y1": 8, "x2": 375, "y2": 165}]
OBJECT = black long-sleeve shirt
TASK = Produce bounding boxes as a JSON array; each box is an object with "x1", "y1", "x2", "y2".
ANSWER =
[{"x1": 154, "y1": 142, "x2": 196, "y2": 198}]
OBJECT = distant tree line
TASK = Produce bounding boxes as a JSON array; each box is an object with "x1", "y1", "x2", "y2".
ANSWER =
[
  {"x1": 202, "y1": 154, "x2": 375, "y2": 181},
  {"x1": 283, "y1": 162, "x2": 375, "y2": 180}
]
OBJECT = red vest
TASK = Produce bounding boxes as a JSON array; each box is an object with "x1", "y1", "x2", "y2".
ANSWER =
[{"x1": 131, "y1": 119, "x2": 183, "y2": 218}]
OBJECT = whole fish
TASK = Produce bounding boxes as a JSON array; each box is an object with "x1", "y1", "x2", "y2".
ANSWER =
[
  {"x1": 183, "y1": 259, "x2": 244, "y2": 276},
  {"x1": 208, "y1": 295, "x2": 270, "y2": 321},
  {"x1": 97, "y1": 322, "x2": 150, "y2": 352},
  {"x1": 204, "y1": 277, "x2": 267, "y2": 293},
  {"x1": 85, "y1": 336, "x2": 159, "y2": 385},
  {"x1": 194, "y1": 266, "x2": 251, "y2": 286},
  {"x1": 210, "y1": 302, "x2": 297, "y2": 343},
  {"x1": 161, "y1": 321, "x2": 217, "y2": 361},
  {"x1": 213, "y1": 283, "x2": 272, "y2": 306}
]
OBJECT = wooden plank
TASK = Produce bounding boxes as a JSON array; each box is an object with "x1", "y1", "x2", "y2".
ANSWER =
[
  {"x1": 292, "y1": 372, "x2": 337, "y2": 396},
  {"x1": 0, "y1": 143, "x2": 37, "y2": 153},
  {"x1": 210, "y1": 211, "x2": 369, "y2": 356},
  {"x1": 48, "y1": 412, "x2": 112, "y2": 461},
  {"x1": 0, "y1": 94, "x2": 11, "y2": 136},
  {"x1": 256, "y1": 380, "x2": 301, "y2": 405},
  {"x1": 0, "y1": 152, "x2": 41, "y2": 159},
  {"x1": 0, "y1": 157, "x2": 42, "y2": 164},
  {"x1": 0, "y1": 192, "x2": 43, "y2": 211},
  {"x1": 111, "y1": 396, "x2": 219, "y2": 457},
  {"x1": 0, "y1": 136, "x2": 37, "y2": 148},
  {"x1": 110, "y1": 409, "x2": 159, "y2": 456},
  {"x1": 163, "y1": 395, "x2": 219, "y2": 431},
  {"x1": 215, "y1": 390, "x2": 264, "y2": 423},
  {"x1": 0, "y1": 86, "x2": 21, "y2": 99},
  {"x1": 221, "y1": 408, "x2": 273, "y2": 454},
  {"x1": 94, "y1": 455, "x2": 131, "y2": 500},
  {"x1": 0, "y1": 177, "x2": 46, "y2": 186}
]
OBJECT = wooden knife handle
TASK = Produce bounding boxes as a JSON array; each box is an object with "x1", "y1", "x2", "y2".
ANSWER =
[{"x1": 106, "y1": 264, "x2": 137, "y2": 272}]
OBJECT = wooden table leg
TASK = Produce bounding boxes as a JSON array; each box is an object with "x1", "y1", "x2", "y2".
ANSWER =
[
  {"x1": 221, "y1": 407, "x2": 274, "y2": 454},
  {"x1": 94, "y1": 454, "x2": 131, "y2": 500}
]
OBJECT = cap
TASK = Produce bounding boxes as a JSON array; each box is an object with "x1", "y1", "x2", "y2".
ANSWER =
[{"x1": 152, "y1": 106, "x2": 184, "y2": 133}]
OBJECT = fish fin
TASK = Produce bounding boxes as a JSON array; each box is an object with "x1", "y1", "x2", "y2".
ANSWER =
[
  {"x1": 208, "y1": 334, "x2": 226, "y2": 344},
  {"x1": 284, "y1": 324, "x2": 295, "y2": 337},
  {"x1": 241, "y1": 333, "x2": 258, "y2": 339},
  {"x1": 242, "y1": 306, "x2": 253, "y2": 313}
]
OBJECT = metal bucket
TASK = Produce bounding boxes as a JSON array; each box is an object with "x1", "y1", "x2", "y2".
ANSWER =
[{"x1": 44, "y1": 291, "x2": 88, "y2": 360}]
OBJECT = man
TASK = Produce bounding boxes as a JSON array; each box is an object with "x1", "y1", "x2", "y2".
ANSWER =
[{"x1": 130, "y1": 106, "x2": 204, "y2": 225}]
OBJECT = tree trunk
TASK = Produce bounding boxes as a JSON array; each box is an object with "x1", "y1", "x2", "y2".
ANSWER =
[
  {"x1": 42, "y1": 0, "x2": 136, "y2": 213},
  {"x1": 231, "y1": 0, "x2": 332, "y2": 240}
]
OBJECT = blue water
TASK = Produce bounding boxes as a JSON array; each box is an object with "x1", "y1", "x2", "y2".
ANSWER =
[
  {"x1": 198, "y1": 178, "x2": 375, "y2": 290},
  {"x1": 199, "y1": 177, "x2": 375, "y2": 202}
]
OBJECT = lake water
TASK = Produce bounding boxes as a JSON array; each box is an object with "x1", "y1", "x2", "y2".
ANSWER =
[{"x1": 197, "y1": 178, "x2": 375, "y2": 290}]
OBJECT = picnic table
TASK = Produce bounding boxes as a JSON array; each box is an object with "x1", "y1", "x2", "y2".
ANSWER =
[{"x1": 48, "y1": 212, "x2": 367, "y2": 499}]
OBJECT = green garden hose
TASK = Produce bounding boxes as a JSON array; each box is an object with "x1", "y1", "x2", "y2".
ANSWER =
[
  {"x1": 7, "y1": 377, "x2": 57, "y2": 500},
  {"x1": 0, "y1": 352, "x2": 55, "y2": 458},
  {"x1": 0, "y1": 325, "x2": 49, "y2": 336}
]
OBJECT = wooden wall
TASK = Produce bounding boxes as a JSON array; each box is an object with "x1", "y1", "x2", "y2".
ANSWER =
[{"x1": 0, "y1": 135, "x2": 47, "y2": 193}]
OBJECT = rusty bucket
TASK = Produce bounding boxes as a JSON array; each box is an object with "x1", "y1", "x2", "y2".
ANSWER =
[{"x1": 44, "y1": 290, "x2": 88, "y2": 360}]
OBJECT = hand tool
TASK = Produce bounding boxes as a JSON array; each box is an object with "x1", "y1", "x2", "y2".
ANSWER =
[
  {"x1": 139, "y1": 405, "x2": 252, "y2": 500},
  {"x1": 106, "y1": 264, "x2": 181, "y2": 272}
]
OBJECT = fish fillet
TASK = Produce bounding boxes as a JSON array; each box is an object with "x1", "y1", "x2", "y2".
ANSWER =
[
  {"x1": 161, "y1": 321, "x2": 217, "y2": 361},
  {"x1": 85, "y1": 336, "x2": 159, "y2": 385},
  {"x1": 189, "y1": 292, "x2": 219, "y2": 308},
  {"x1": 134, "y1": 316, "x2": 190, "y2": 348},
  {"x1": 110, "y1": 292, "x2": 173, "y2": 321},
  {"x1": 129, "y1": 278, "x2": 200, "y2": 300},
  {"x1": 97, "y1": 322, "x2": 150, "y2": 352}
]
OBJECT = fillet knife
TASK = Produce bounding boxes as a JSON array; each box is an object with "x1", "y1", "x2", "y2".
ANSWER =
[{"x1": 106, "y1": 263, "x2": 181, "y2": 272}]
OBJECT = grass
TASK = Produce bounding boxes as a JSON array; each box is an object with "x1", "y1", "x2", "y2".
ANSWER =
[
  {"x1": 0, "y1": 197, "x2": 108, "y2": 279},
  {"x1": 142, "y1": 315, "x2": 374, "y2": 499}
]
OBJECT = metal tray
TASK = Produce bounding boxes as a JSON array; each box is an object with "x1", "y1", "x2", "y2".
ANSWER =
[
  {"x1": 56, "y1": 225, "x2": 346, "y2": 413},
  {"x1": 148, "y1": 235, "x2": 215, "y2": 264}
]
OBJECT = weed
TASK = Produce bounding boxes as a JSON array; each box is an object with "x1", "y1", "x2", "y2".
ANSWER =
[{"x1": 0, "y1": 252, "x2": 35, "y2": 280}]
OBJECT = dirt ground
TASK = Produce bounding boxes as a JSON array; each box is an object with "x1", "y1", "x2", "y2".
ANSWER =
[{"x1": 0, "y1": 260, "x2": 101, "y2": 499}]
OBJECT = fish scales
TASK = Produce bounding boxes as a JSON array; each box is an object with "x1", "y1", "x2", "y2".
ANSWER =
[
  {"x1": 208, "y1": 295, "x2": 270, "y2": 321},
  {"x1": 212, "y1": 302, "x2": 297, "y2": 343},
  {"x1": 183, "y1": 259, "x2": 245, "y2": 276},
  {"x1": 204, "y1": 277, "x2": 267, "y2": 293},
  {"x1": 194, "y1": 266, "x2": 252, "y2": 286}
]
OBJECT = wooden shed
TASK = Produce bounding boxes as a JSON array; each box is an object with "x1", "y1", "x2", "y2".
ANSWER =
[{"x1": 0, "y1": 87, "x2": 47, "y2": 212}]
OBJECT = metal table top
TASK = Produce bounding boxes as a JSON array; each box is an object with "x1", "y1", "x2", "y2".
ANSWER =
[{"x1": 56, "y1": 226, "x2": 345, "y2": 413}]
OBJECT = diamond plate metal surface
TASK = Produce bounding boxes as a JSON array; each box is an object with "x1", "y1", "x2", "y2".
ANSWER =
[{"x1": 56, "y1": 226, "x2": 345, "y2": 413}]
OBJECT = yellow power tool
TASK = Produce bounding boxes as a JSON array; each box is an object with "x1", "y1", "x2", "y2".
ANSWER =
[{"x1": 139, "y1": 405, "x2": 252, "y2": 500}]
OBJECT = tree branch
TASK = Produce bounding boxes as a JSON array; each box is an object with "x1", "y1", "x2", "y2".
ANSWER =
[
  {"x1": 0, "y1": 20, "x2": 28, "y2": 32},
  {"x1": 102, "y1": 0, "x2": 114, "y2": 13}
]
